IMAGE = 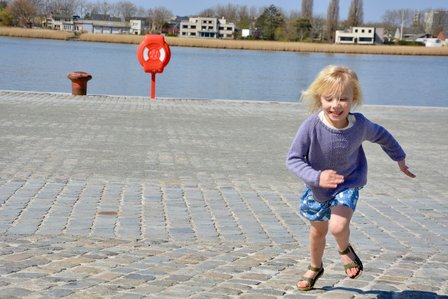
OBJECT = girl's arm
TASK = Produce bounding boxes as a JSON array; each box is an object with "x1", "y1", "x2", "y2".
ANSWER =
[
  {"x1": 286, "y1": 150, "x2": 321, "y2": 187},
  {"x1": 363, "y1": 115, "x2": 415, "y2": 178},
  {"x1": 286, "y1": 121, "x2": 321, "y2": 187},
  {"x1": 364, "y1": 117, "x2": 406, "y2": 162},
  {"x1": 398, "y1": 159, "x2": 416, "y2": 178}
]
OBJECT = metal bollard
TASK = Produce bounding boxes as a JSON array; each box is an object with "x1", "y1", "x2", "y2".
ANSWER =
[{"x1": 67, "y1": 71, "x2": 92, "y2": 96}]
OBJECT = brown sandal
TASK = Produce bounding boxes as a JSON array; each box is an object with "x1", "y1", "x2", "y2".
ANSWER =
[
  {"x1": 297, "y1": 264, "x2": 324, "y2": 291},
  {"x1": 338, "y1": 244, "x2": 363, "y2": 279}
]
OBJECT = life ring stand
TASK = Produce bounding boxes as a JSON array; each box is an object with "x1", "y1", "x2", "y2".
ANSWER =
[{"x1": 137, "y1": 35, "x2": 171, "y2": 99}]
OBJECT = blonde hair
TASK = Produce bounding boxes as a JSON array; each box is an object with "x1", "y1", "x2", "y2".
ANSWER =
[{"x1": 301, "y1": 65, "x2": 363, "y2": 112}]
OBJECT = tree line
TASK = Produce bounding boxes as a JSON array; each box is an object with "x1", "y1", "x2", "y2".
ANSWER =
[{"x1": 0, "y1": 0, "x2": 436, "y2": 42}]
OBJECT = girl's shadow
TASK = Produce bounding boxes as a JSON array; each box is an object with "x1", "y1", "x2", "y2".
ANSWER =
[{"x1": 322, "y1": 287, "x2": 447, "y2": 299}]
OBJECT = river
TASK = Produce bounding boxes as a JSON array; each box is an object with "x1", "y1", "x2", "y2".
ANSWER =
[{"x1": 0, "y1": 36, "x2": 447, "y2": 107}]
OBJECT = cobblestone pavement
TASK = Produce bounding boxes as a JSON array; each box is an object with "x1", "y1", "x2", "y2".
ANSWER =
[{"x1": 0, "y1": 90, "x2": 447, "y2": 299}]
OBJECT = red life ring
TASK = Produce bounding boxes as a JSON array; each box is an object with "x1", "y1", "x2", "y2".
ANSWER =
[{"x1": 137, "y1": 35, "x2": 171, "y2": 74}]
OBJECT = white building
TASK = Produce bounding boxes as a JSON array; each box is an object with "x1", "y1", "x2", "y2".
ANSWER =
[
  {"x1": 218, "y1": 18, "x2": 235, "y2": 39},
  {"x1": 130, "y1": 19, "x2": 144, "y2": 35},
  {"x1": 90, "y1": 20, "x2": 130, "y2": 34},
  {"x1": 43, "y1": 15, "x2": 73, "y2": 30},
  {"x1": 241, "y1": 29, "x2": 253, "y2": 38},
  {"x1": 44, "y1": 16, "x2": 131, "y2": 34},
  {"x1": 180, "y1": 17, "x2": 235, "y2": 39},
  {"x1": 335, "y1": 27, "x2": 383, "y2": 44}
]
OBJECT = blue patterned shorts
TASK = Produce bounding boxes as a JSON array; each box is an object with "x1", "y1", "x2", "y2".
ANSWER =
[{"x1": 300, "y1": 187, "x2": 360, "y2": 221}]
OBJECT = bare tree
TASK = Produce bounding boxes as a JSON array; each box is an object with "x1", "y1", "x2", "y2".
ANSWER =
[
  {"x1": 282, "y1": 10, "x2": 300, "y2": 40},
  {"x1": 347, "y1": 0, "x2": 363, "y2": 26},
  {"x1": 147, "y1": 6, "x2": 172, "y2": 33},
  {"x1": 28, "y1": 0, "x2": 46, "y2": 15},
  {"x1": 216, "y1": 4, "x2": 238, "y2": 23},
  {"x1": 198, "y1": 8, "x2": 215, "y2": 17},
  {"x1": 326, "y1": 0, "x2": 339, "y2": 42},
  {"x1": 75, "y1": 0, "x2": 89, "y2": 17},
  {"x1": 116, "y1": 0, "x2": 136, "y2": 20},
  {"x1": 301, "y1": 0, "x2": 313, "y2": 20},
  {"x1": 311, "y1": 16, "x2": 325, "y2": 40},
  {"x1": 249, "y1": 6, "x2": 259, "y2": 20},
  {"x1": 237, "y1": 5, "x2": 251, "y2": 29},
  {"x1": 7, "y1": 0, "x2": 37, "y2": 27},
  {"x1": 382, "y1": 9, "x2": 415, "y2": 39},
  {"x1": 44, "y1": 0, "x2": 79, "y2": 16},
  {"x1": 134, "y1": 6, "x2": 146, "y2": 18},
  {"x1": 235, "y1": 4, "x2": 258, "y2": 36},
  {"x1": 198, "y1": 3, "x2": 259, "y2": 32},
  {"x1": 90, "y1": 0, "x2": 112, "y2": 16}
]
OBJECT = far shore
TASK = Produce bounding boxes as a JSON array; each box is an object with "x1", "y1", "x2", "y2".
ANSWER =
[{"x1": 1, "y1": 26, "x2": 448, "y2": 56}]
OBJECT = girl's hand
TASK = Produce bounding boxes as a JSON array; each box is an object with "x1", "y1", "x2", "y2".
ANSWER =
[
  {"x1": 398, "y1": 159, "x2": 416, "y2": 178},
  {"x1": 319, "y1": 170, "x2": 344, "y2": 188}
]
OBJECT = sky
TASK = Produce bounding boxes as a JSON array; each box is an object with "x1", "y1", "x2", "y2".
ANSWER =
[{"x1": 108, "y1": 0, "x2": 448, "y2": 22}]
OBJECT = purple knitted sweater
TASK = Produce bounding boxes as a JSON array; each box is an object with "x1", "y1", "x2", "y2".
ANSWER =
[{"x1": 286, "y1": 112, "x2": 406, "y2": 202}]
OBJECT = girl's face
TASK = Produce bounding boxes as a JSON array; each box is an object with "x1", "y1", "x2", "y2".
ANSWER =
[{"x1": 320, "y1": 83, "x2": 353, "y2": 129}]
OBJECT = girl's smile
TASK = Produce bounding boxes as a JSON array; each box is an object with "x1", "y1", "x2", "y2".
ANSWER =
[{"x1": 320, "y1": 85, "x2": 353, "y2": 129}]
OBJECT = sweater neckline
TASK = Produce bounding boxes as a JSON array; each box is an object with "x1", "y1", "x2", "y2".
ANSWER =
[{"x1": 315, "y1": 112, "x2": 359, "y2": 133}]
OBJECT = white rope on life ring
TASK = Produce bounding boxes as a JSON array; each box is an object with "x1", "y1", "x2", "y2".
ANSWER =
[{"x1": 143, "y1": 47, "x2": 166, "y2": 62}]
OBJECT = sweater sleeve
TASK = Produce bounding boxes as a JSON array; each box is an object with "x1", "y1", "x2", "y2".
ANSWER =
[
  {"x1": 286, "y1": 118, "x2": 321, "y2": 187},
  {"x1": 363, "y1": 115, "x2": 406, "y2": 161}
]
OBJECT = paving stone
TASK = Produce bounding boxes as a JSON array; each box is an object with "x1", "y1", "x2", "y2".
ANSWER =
[{"x1": 0, "y1": 91, "x2": 447, "y2": 298}]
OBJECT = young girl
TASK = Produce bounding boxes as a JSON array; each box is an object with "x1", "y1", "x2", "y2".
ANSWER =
[{"x1": 286, "y1": 65, "x2": 415, "y2": 291}]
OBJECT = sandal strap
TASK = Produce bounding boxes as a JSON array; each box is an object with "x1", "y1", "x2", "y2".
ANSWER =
[
  {"x1": 300, "y1": 277, "x2": 314, "y2": 284},
  {"x1": 338, "y1": 244, "x2": 364, "y2": 278},
  {"x1": 308, "y1": 264, "x2": 323, "y2": 272},
  {"x1": 298, "y1": 266, "x2": 324, "y2": 291},
  {"x1": 344, "y1": 261, "x2": 359, "y2": 270},
  {"x1": 338, "y1": 244, "x2": 353, "y2": 255}
]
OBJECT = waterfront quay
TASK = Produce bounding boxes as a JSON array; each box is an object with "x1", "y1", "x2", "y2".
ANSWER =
[{"x1": 0, "y1": 90, "x2": 447, "y2": 298}]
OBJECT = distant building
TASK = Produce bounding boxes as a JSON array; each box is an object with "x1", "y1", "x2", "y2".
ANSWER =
[
  {"x1": 424, "y1": 10, "x2": 448, "y2": 35},
  {"x1": 43, "y1": 15, "x2": 130, "y2": 34},
  {"x1": 179, "y1": 17, "x2": 235, "y2": 39},
  {"x1": 335, "y1": 27, "x2": 384, "y2": 44},
  {"x1": 130, "y1": 19, "x2": 144, "y2": 35},
  {"x1": 89, "y1": 20, "x2": 130, "y2": 34},
  {"x1": 241, "y1": 29, "x2": 253, "y2": 38},
  {"x1": 43, "y1": 15, "x2": 73, "y2": 30},
  {"x1": 218, "y1": 18, "x2": 235, "y2": 39},
  {"x1": 70, "y1": 19, "x2": 130, "y2": 34}
]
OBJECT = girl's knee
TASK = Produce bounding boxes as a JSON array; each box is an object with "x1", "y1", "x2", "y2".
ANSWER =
[
  {"x1": 329, "y1": 205, "x2": 353, "y2": 237},
  {"x1": 329, "y1": 220, "x2": 349, "y2": 237}
]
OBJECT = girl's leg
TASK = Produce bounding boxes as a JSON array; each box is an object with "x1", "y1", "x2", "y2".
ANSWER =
[
  {"x1": 297, "y1": 220, "x2": 328, "y2": 289},
  {"x1": 329, "y1": 205, "x2": 360, "y2": 278}
]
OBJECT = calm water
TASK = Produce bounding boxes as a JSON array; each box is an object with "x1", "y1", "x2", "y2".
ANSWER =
[{"x1": 0, "y1": 36, "x2": 447, "y2": 107}]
